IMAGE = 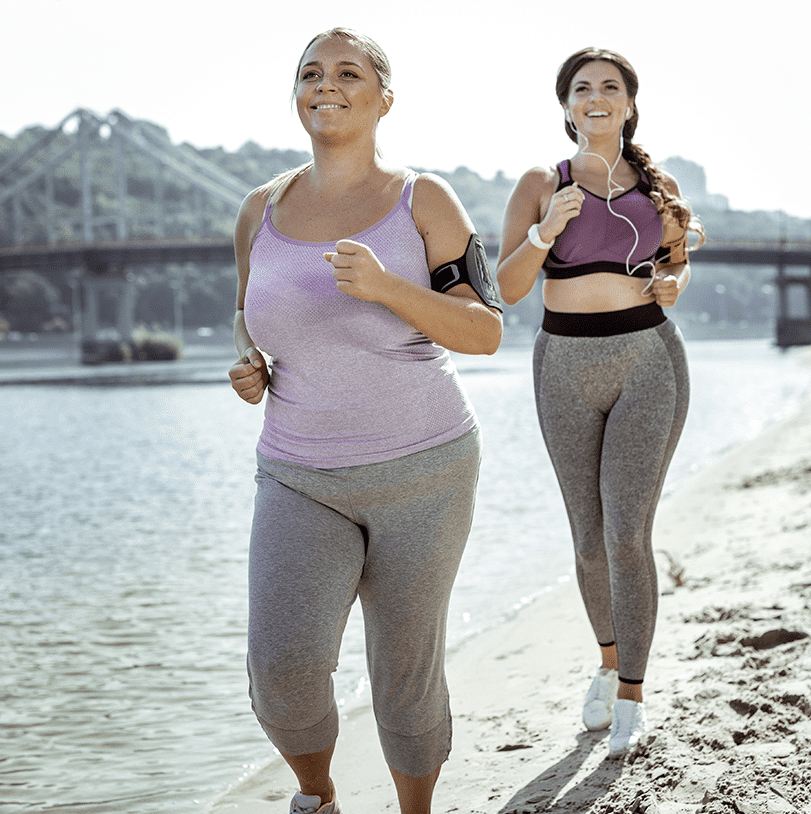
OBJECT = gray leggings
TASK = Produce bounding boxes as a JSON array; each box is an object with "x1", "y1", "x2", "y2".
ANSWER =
[
  {"x1": 534, "y1": 319, "x2": 689, "y2": 683},
  {"x1": 246, "y1": 427, "x2": 481, "y2": 778}
]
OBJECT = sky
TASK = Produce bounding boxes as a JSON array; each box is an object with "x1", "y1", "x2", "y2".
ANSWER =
[{"x1": 4, "y1": 0, "x2": 810, "y2": 220}]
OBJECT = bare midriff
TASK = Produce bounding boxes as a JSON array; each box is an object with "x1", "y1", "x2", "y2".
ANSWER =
[{"x1": 543, "y1": 273, "x2": 653, "y2": 313}]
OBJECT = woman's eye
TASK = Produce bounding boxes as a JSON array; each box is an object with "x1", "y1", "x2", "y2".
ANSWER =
[
  {"x1": 301, "y1": 71, "x2": 318, "y2": 80},
  {"x1": 341, "y1": 70, "x2": 358, "y2": 78}
]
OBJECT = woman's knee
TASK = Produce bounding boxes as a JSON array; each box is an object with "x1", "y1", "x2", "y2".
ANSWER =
[
  {"x1": 247, "y1": 640, "x2": 338, "y2": 727},
  {"x1": 572, "y1": 526, "x2": 608, "y2": 567}
]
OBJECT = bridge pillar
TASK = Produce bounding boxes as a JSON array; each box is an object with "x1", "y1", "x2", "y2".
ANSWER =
[
  {"x1": 79, "y1": 265, "x2": 137, "y2": 364},
  {"x1": 775, "y1": 256, "x2": 811, "y2": 348}
]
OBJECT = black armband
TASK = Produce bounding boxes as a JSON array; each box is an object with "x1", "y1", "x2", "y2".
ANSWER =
[{"x1": 430, "y1": 234, "x2": 502, "y2": 311}]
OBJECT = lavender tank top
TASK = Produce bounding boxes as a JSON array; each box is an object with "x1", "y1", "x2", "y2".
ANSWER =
[
  {"x1": 244, "y1": 173, "x2": 477, "y2": 468},
  {"x1": 544, "y1": 160, "x2": 664, "y2": 279}
]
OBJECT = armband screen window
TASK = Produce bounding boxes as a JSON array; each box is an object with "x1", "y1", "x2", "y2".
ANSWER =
[{"x1": 429, "y1": 234, "x2": 502, "y2": 311}]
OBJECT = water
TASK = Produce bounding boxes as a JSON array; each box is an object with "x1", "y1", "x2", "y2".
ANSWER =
[{"x1": 1, "y1": 340, "x2": 809, "y2": 813}]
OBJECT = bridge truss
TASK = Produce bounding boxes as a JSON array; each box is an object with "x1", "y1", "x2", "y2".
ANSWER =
[
  {"x1": 0, "y1": 107, "x2": 249, "y2": 246},
  {"x1": 0, "y1": 109, "x2": 253, "y2": 360}
]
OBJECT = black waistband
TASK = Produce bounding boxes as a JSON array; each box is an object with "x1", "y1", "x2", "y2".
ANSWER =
[
  {"x1": 543, "y1": 259, "x2": 655, "y2": 280},
  {"x1": 542, "y1": 303, "x2": 666, "y2": 337}
]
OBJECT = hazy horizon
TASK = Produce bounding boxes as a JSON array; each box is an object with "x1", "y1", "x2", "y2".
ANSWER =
[{"x1": 5, "y1": 0, "x2": 809, "y2": 219}]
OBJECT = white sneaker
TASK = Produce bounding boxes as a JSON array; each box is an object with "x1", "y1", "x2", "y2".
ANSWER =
[
  {"x1": 582, "y1": 668, "x2": 619, "y2": 730},
  {"x1": 608, "y1": 699, "x2": 647, "y2": 758},
  {"x1": 290, "y1": 788, "x2": 341, "y2": 814}
]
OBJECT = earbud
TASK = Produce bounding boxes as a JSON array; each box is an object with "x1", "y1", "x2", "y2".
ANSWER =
[
  {"x1": 626, "y1": 107, "x2": 631, "y2": 119},
  {"x1": 565, "y1": 110, "x2": 571, "y2": 122}
]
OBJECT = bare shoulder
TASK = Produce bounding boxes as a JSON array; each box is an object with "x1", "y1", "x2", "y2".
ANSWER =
[
  {"x1": 235, "y1": 185, "x2": 271, "y2": 245},
  {"x1": 521, "y1": 164, "x2": 560, "y2": 189},
  {"x1": 502, "y1": 165, "x2": 560, "y2": 227},
  {"x1": 412, "y1": 172, "x2": 464, "y2": 213},
  {"x1": 511, "y1": 164, "x2": 560, "y2": 205},
  {"x1": 411, "y1": 172, "x2": 473, "y2": 236},
  {"x1": 410, "y1": 172, "x2": 474, "y2": 265},
  {"x1": 239, "y1": 185, "x2": 272, "y2": 221}
]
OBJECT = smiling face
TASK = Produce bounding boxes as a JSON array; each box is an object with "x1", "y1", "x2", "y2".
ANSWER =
[
  {"x1": 563, "y1": 60, "x2": 633, "y2": 138},
  {"x1": 295, "y1": 36, "x2": 392, "y2": 146}
]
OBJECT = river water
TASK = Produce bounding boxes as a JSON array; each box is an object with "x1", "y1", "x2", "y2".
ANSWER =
[{"x1": 1, "y1": 339, "x2": 809, "y2": 813}]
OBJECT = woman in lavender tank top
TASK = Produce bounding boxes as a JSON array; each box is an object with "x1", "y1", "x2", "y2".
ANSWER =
[
  {"x1": 227, "y1": 28, "x2": 502, "y2": 814},
  {"x1": 497, "y1": 49, "x2": 705, "y2": 760}
]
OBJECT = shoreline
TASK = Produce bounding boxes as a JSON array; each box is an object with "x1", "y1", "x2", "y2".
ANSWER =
[
  {"x1": 0, "y1": 329, "x2": 786, "y2": 386},
  {"x1": 208, "y1": 381, "x2": 811, "y2": 812}
]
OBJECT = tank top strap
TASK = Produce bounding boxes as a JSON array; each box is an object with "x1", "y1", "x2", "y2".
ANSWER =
[
  {"x1": 260, "y1": 197, "x2": 274, "y2": 230},
  {"x1": 402, "y1": 170, "x2": 419, "y2": 210}
]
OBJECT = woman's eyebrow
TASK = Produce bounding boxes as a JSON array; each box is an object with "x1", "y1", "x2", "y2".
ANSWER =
[{"x1": 301, "y1": 59, "x2": 364, "y2": 70}]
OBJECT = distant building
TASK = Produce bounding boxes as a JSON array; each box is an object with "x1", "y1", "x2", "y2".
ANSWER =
[{"x1": 662, "y1": 156, "x2": 730, "y2": 211}]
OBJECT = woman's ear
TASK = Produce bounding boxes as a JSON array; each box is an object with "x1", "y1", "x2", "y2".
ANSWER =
[{"x1": 380, "y1": 88, "x2": 394, "y2": 118}]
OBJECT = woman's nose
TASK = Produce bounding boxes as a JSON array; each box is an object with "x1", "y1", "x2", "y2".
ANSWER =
[{"x1": 316, "y1": 75, "x2": 336, "y2": 92}]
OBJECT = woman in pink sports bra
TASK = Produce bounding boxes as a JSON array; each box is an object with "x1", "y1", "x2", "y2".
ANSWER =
[
  {"x1": 227, "y1": 28, "x2": 502, "y2": 814},
  {"x1": 497, "y1": 48, "x2": 704, "y2": 760}
]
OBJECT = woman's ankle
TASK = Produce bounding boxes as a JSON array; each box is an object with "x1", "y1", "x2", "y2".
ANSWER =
[{"x1": 617, "y1": 682, "x2": 643, "y2": 703}]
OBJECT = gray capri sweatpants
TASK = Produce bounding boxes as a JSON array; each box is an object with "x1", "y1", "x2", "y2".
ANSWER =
[
  {"x1": 247, "y1": 426, "x2": 481, "y2": 778},
  {"x1": 534, "y1": 313, "x2": 689, "y2": 684}
]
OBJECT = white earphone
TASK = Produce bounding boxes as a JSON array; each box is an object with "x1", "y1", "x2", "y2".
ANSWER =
[{"x1": 566, "y1": 112, "x2": 656, "y2": 287}]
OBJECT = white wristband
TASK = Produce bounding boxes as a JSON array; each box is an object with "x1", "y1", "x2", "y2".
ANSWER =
[{"x1": 527, "y1": 223, "x2": 554, "y2": 250}]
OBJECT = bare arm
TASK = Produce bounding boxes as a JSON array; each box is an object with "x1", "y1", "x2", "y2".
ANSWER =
[
  {"x1": 228, "y1": 188, "x2": 270, "y2": 404},
  {"x1": 496, "y1": 166, "x2": 584, "y2": 305},
  {"x1": 325, "y1": 174, "x2": 502, "y2": 355}
]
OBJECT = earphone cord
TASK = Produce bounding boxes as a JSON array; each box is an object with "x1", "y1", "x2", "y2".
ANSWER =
[{"x1": 570, "y1": 121, "x2": 657, "y2": 295}]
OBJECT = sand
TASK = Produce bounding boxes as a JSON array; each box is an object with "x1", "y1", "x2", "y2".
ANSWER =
[{"x1": 208, "y1": 381, "x2": 811, "y2": 813}]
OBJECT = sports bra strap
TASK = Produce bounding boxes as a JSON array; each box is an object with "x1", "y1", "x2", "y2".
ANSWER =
[{"x1": 556, "y1": 159, "x2": 651, "y2": 195}]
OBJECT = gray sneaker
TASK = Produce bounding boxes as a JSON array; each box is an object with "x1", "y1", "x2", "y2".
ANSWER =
[{"x1": 289, "y1": 789, "x2": 341, "y2": 814}]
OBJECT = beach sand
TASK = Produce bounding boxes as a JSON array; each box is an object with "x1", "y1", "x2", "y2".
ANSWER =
[{"x1": 208, "y1": 384, "x2": 811, "y2": 814}]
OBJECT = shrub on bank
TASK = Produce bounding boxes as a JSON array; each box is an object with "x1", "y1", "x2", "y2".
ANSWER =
[
  {"x1": 132, "y1": 329, "x2": 182, "y2": 361},
  {"x1": 81, "y1": 329, "x2": 182, "y2": 365}
]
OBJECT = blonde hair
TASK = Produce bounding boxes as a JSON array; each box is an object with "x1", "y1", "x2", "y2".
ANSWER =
[{"x1": 263, "y1": 28, "x2": 392, "y2": 207}]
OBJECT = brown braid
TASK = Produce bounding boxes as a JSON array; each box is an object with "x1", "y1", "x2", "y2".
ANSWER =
[
  {"x1": 556, "y1": 48, "x2": 705, "y2": 249},
  {"x1": 622, "y1": 142, "x2": 704, "y2": 245}
]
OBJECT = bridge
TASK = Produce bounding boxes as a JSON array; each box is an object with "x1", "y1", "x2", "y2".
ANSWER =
[
  {"x1": 1, "y1": 109, "x2": 810, "y2": 350},
  {"x1": 0, "y1": 108, "x2": 251, "y2": 361}
]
